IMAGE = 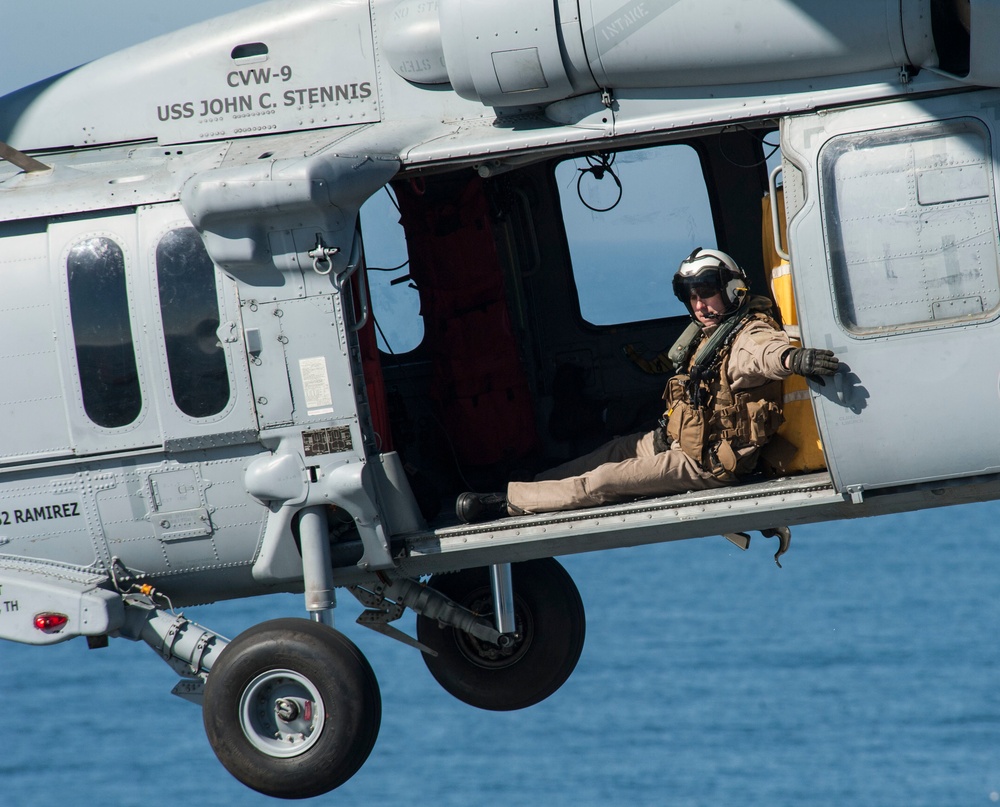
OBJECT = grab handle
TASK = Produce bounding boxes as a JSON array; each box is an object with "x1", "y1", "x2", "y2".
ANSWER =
[{"x1": 768, "y1": 165, "x2": 790, "y2": 262}]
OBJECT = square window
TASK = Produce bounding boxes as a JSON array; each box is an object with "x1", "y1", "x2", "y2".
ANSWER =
[
  {"x1": 555, "y1": 146, "x2": 718, "y2": 326},
  {"x1": 820, "y1": 118, "x2": 1000, "y2": 334}
]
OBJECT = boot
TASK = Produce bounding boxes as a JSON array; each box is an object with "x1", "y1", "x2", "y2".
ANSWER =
[{"x1": 455, "y1": 492, "x2": 510, "y2": 524}]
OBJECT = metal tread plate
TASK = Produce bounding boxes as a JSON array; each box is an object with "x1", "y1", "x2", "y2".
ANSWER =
[{"x1": 398, "y1": 472, "x2": 839, "y2": 575}]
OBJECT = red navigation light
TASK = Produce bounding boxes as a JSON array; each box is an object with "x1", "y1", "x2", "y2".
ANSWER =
[{"x1": 34, "y1": 613, "x2": 69, "y2": 633}]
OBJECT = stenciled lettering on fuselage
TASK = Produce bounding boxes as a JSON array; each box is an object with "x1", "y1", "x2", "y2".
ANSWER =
[
  {"x1": 0, "y1": 584, "x2": 18, "y2": 617},
  {"x1": 155, "y1": 62, "x2": 375, "y2": 138},
  {"x1": 0, "y1": 502, "x2": 82, "y2": 526}
]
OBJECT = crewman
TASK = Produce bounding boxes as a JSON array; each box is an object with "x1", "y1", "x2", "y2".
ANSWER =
[{"x1": 455, "y1": 247, "x2": 840, "y2": 522}]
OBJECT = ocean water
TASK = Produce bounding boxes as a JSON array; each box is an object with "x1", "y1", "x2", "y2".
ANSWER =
[{"x1": 2, "y1": 502, "x2": 999, "y2": 807}]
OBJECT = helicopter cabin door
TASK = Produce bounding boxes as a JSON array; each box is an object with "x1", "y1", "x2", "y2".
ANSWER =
[{"x1": 781, "y1": 89, "x2": 1000, "y2": 496}]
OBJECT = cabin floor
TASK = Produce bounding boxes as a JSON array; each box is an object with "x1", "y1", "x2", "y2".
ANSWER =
[
  {"x1": 399, "y1": 471, "x2": 838, "y2": 574},
  {"x1": 332, "y1": 470, "x2": 832, "y2": 582},
  {"x1": 327, "y1": 465, "x2": 1000, "y2": 587}
]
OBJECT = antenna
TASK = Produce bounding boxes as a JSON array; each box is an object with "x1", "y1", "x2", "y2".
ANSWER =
[{"x1": 0, "y1": 140, "x2": 49, "y2": 173}]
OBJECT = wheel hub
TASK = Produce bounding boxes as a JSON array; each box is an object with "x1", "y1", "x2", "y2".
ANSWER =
[
  {"x1": 455, "y1": 592, "x2": 533, "y2": 667},
  {"x1": 274, "y1": 697, "x2": 300, "y2": 722},
  {"x1": 238, "y1": 669, "x2": 326, "y2": 758}
]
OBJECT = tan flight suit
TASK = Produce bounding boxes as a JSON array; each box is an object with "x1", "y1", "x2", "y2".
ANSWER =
[{"x1": 507, "y1": 317, "x2": 792, "y2": 514}]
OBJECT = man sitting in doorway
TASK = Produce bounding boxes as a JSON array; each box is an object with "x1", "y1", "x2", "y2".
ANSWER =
[{"x1": 456, "y1": 248, "x2": 840, "y2": 523}]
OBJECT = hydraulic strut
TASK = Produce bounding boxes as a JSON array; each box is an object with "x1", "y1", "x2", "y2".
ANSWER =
[
  {"x1": 299, "y1": 505, "x2": 336, "y2": 626},
  {"x1": 490, "y1": 563, "x2": 516, "y2": 636},
  {"x1": 350, "y1": 575, "x2": 502, "y2": 652},
  {"x1": 116, "y1": 595, "x2": 230, "y2": 705}
]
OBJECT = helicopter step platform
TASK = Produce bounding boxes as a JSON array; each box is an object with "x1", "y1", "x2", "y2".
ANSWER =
[{"x1": 329, "y1": 470, "x2": 1000, "y2": 583}]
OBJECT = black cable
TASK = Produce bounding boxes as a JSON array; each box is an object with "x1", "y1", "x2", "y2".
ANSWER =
[
  {"x1": 717, "y1": 123, "x2": 781, "y2": 169},
  {"x1": 576, "y1": 152, "x2": 623, "y2": 212},
  {"x1": 372, "y1": 311, "x2": 396, "y2": 358},
  {"x1": 383, "y1": 183, "x2": 400, "y2": 212},
  {"x1": 367, "y1": 259, "x2": 410, "y2": 273}
]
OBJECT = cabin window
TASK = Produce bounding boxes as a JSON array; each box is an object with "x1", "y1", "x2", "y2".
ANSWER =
[
  {"x1": 67, "y1": 237, "x2": 142, "y2": 428},
  {"x1": 360, "y1": 186, "x2": 423, "y2": 353},
  {"x1": 820, "y1": 118, "x2": 1000, "y2": 335},
  {"x1": 155, "y1": 228, "x2": 231, "y2": 417},
  {"x1": 555, "y1": 144, "x2": 717, "y2": 326}
]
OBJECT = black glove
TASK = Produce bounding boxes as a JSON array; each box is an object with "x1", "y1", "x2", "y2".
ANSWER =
[{"x1": 785, "y1": 347, "x2": 839, "y2": 383}]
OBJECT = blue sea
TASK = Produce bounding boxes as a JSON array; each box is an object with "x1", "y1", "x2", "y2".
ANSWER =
[{"x1": 3, "y1": 502, "x2": 1000, "y2": 807}]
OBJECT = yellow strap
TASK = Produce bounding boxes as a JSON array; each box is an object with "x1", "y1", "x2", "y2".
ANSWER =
[{"x1": 623, "y1": 343, "x2": 675, "y2": 375}]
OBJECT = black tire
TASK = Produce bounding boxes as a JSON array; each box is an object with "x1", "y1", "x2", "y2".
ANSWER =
[
  {"x1": 202, "y1": 618, "x2": 381, "y2": 800},
  {"x1": 416, "y1": 557, "x2": 586, "y2": 711}
]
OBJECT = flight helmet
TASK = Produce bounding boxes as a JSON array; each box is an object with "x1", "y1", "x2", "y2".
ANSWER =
[{"x1": 672, "y1": 247, "x2": 749, "y2": 320}]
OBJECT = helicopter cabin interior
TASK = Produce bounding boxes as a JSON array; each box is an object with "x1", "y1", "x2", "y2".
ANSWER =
[{"x1": 355, "y1": 125, "x2": 823, "y2": 526}]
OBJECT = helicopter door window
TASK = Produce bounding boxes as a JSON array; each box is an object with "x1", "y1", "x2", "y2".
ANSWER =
[
  {"x1": 67, "y1": 237, "x2": 142, "y2": 428},
  {"x1": 820, "y1": 118, "x2": 1000, "y2": 335},
  {"x1": 555, "y1": 145, "x2": 717, "y2": 326},
  {"x1": 360, "y1": 185, "x2": 423, "y2": 353},
  {"x1": 155, "y1": 228, "x2": 231, "y2": 418}
]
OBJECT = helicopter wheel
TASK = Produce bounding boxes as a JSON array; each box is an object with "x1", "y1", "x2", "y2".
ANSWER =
[
  {"x1": 416, "y1": 557, "x2": 586, "y2": 711},
  {"x1": 202, "y1": 618, "x2": 381, "y2": 799}
]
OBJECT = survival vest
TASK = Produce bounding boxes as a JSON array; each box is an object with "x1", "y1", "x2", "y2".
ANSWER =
[{"x1": 662, "y1": 296, "x2": 785, "y2": 480}]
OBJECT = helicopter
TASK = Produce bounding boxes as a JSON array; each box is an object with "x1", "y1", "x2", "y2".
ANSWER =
[{"x1": 0, "y1": 0, "x2": 995, "y2": 798}]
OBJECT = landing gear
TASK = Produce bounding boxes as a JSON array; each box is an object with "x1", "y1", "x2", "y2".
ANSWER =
[
  {"x1": 202, "y1": 618, "x2": 381, "y2": 799},
  {"x1": 416, "y1": 557, "x2": 586, "y2": 711}
]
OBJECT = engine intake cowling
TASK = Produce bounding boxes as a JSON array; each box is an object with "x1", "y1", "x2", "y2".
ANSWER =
[{"x1": 393, "y1": 0, "x2": 941, "y2": 108}]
